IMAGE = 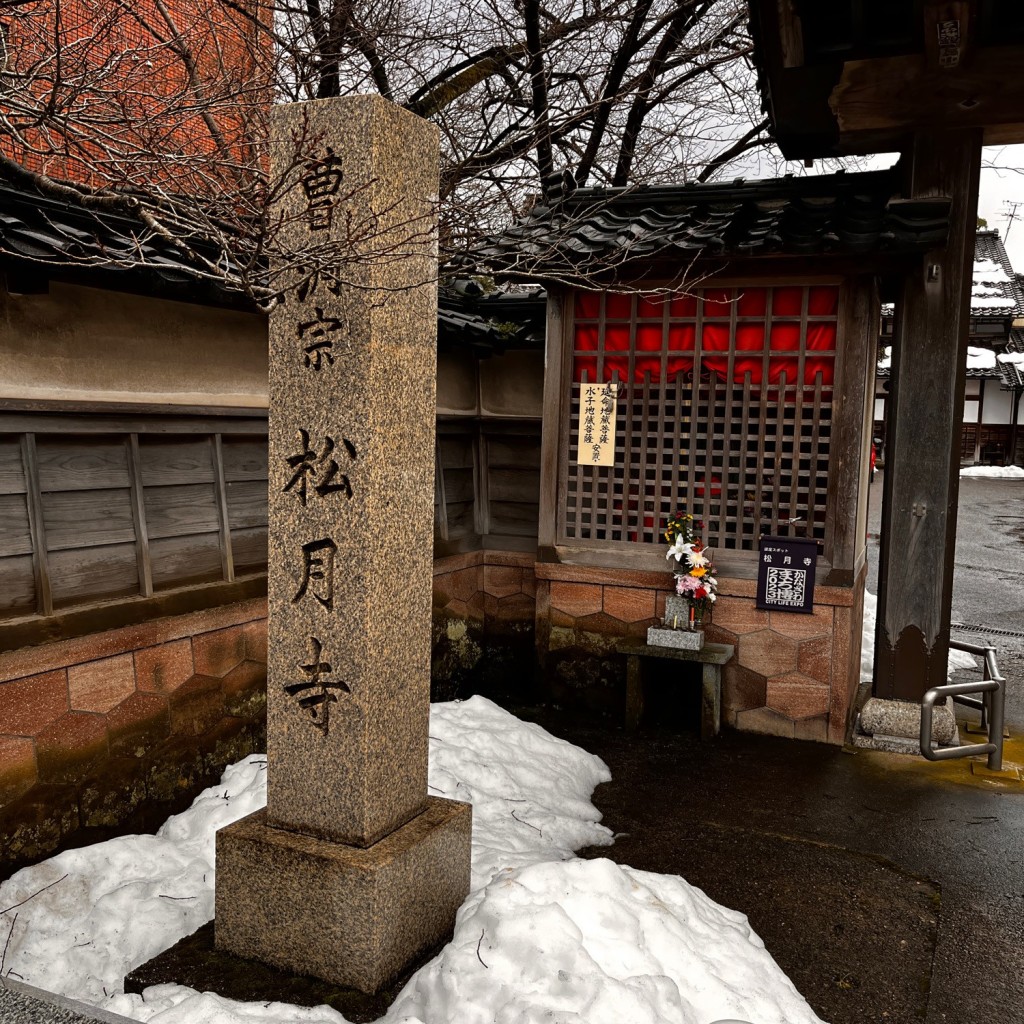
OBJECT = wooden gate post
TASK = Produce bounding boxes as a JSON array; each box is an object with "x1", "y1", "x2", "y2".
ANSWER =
[{"x1": 874, "y1": 129, "x2": 982, "y2": 701}]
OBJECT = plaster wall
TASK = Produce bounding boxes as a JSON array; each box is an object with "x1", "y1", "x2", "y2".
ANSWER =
[
  {"x1": 436, "y1": 351, "x2": 478, "y2": 415},
  {"x1": 480, "y1": 350, "x2": 544, "y2": 417},
  {"x1": 981, "y1": 384, "x2": 1014, "y2": 424},
  {"x1": 436, "y1": 349, "x2": 544, "y2": 419},
  {"x1": 0, "y1": 282, "x2": 267, "y2": 407}
]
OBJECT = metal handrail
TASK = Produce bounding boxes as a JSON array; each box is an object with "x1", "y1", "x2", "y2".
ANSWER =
[{"x1": 920, "y1": 640, "x2": 1005, "y2": 771}]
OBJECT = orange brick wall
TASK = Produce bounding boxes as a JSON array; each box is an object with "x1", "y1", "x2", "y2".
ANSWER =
[
  {"x1": 3, "y1": 0, "x2": 264, "y2": 192},
  {"x1": 0, "y1": 599, "x2": 267, "y2": 875}
]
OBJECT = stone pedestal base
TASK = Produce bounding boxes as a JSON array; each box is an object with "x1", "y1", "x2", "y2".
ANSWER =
[
  {"x1": 647, "y1": 625, "x2": 704, "y2": 650},
  {"x1": 215, "y1": 796, "x2": 472, "y2": 993}
]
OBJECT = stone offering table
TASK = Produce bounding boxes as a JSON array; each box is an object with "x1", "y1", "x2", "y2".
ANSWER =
[
  {"x1": 214, "y1": 95, "x2": 471, "y2": 995},
  {"x1": 616, "y1": 639, "x2": 735, "y2": 740}
]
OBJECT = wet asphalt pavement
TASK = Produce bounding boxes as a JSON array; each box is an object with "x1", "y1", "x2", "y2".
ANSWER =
[
  {"x1": 868, "y1": 471, "x2": 1024, "y2": 727},
  {"x1": 530, "y1": 474, "x2": 1024, "y2": 1024}
]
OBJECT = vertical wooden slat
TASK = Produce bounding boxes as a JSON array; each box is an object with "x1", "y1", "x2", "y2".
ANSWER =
[
  {"x1": 605, "y1": 370, "x2": 620, "y2": 540},
  {"x1": 127, "y1": 433, "x2": 154, "y2": 597},
  {"x1": 738, "y1": 371, "x2": 753, "y2": 548},
  {"x1": 211, "y1": 434, "x2": 235, "y2": 583},
  {"x1": 807, "y1": 372, "x2": 825, "y2": 540},
  {"x1": 639, "y1": 370, "x2": 652, "y2": 541},
  {"x1": 702, "y1": 372, "x2": 718, "y2": 546},
  {"x1": 719, "y1": 289, "x2": 738, "y2": 546},
  {"x1": 20, "y1": 432, "x2": 52, "y2": 615},
  {"x1": 434, "y1": 439, "x2": 449, "y2": 542},
  {"x1": 687, "y1": 294, "x2": 703, "y2": 526},
  {"x1": 475, "y1": 427, "x2": 491, "y2": 537},
  {"x1": 793, "y1": 289, "x2": 810, "y2": 533},
  {"x1": 770, "y1": 370, "x2": 787, "y2": 535},
  {"x1": 824, "y1": 278, "x2": 876, "y2": 577},
  {"x1": 753, "y1": 291, "x2": 773, "y2": 542},
  {"x1": 539, "y1": 287, "x2": 567, "y2": 551},
  {"x1": 671, "y1": 350, "x2": 685, "y2": 537},
  {"x1": 622, "y1": 306, "x2": 638, "y2": 541}
]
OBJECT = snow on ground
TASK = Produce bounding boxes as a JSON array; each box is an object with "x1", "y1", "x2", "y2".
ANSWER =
[
  {"x1": 0, "y1": 696, "x2": 824, "y2": 1024},
  {"x1": 960, "y1": 465, "x2": 1024, "y2": 480},
  {"x1": 861, "y1": 590, "x2": 977, "y2": 683}
]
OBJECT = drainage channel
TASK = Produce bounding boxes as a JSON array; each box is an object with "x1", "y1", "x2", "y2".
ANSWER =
[{"x1": 951, "y1": 622, "x2": 1024, "y2": 639}]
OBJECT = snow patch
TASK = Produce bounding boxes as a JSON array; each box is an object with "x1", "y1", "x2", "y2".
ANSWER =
[
  {"x1": 960, "y1": 465, "x2": 1024, "y2": 479},
  {"x1": 973, "y1": 259, "x2": 1011, "y2": 284},
  {"x1": 386, "y1": 858, "x2": 823, "y2": 1024},
  {"x1": 861, "y1": 589, "x2": 977, "y2": 682},
  {"x1": 0, "y1": 697, "x2": 827, "y2": 1024}
]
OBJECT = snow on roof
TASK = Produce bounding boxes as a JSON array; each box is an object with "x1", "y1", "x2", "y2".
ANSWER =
[
  {"x1": 966, "y1": 346, "x2": 997, "y2": 368},
  {"x1": 973, "y1": 259, "x2": 1011, "y2": 284}
]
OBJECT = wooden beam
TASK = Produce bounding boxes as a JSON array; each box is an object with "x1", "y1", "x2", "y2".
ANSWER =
[
  {"x1": 211, "y1": 434, "x2": 236, "y2": 583},
  {"x1": 537, "y1": 287, "x2": 567, "y2": 557},
  {"x1": 20, "y1": 433, "x2": 53, "y2": 616},
  {"x1": 874, "y1": 128, "x2": 982, "y2": 702},
  {"x1": 127, "y1": 433, "x2": 154, "y2": 597},
  {"x1": 778, "y1": 0, "x2": 805, "y2": 68},
  {"x1": 831, "y1": 48, "x2": 1024, "y2": 139},
  {"x1": 823, "y1": 277, "x2": 879, "y2": 585}
]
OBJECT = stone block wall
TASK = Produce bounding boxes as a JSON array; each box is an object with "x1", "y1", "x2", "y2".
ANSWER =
[
  {"x1": 710, "y1": 572, "x2": 865, "y2": 745},
  {"x1": 0, "y1": 599, "x2": 267, "y2": 876},
  {"x1": 533, "y1": 562, "x2": 865, "y2": 742},
  {"x1": 534, "y1": 564, "x2": 669, "y2": 717},
  {"x1": 431, "y1": 551, "x2": 538, "y2": 703}
]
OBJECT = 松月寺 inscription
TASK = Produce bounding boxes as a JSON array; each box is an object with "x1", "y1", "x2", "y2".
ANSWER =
[{"x1": 283, "y1": 636, "x2": 351, "y2": 734}]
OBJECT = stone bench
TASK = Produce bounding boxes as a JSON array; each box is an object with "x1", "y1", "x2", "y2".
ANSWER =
[{"x1": 615, "y1": 639, "x2": 735, "y2": 740}]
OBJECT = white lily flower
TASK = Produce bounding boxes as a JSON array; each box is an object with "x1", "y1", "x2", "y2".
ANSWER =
[{"x1": 666, "y1": 538, "x2": 690, "y2": 562}]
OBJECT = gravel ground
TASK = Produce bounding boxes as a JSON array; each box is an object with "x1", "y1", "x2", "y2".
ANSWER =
[{"x1": 866, "y1": 471, "x2": 1024, "y2": 728}]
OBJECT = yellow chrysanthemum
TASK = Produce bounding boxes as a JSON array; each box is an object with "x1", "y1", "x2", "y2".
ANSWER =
[{"x1": 690, "y1": 566, "x2": 707, "y2": 578}]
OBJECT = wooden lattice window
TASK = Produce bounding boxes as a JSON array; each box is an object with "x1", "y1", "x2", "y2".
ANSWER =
[{"x1": 563, "y1": 285, "x2": 839, "y2": 552}]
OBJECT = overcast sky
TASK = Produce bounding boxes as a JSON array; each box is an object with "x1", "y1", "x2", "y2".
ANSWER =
[{"x1": 978, "y1": 145, "x2": 1024, "y2": 270}]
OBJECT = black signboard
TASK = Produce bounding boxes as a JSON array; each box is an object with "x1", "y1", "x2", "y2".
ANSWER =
[{"x1": 756, "y1": 535, "x2": 818, "y2": 614}]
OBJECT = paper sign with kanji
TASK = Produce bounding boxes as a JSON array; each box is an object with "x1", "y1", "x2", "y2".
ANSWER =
[{"x1": 576, "y1": 382, "x2": 617, "y2": 467}]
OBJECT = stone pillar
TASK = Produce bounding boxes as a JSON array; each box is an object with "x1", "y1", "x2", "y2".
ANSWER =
[{"x1": 215, "y1": 95, "x2": 471, "y2": 994}]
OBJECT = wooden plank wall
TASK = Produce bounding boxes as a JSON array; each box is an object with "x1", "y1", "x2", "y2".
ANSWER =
[
  {"x1": 434, "y1": 421, "x2": 542, "y2": 551},
  {"x1": 0, "y1": 418, "x2": 268, "y2": 623}
]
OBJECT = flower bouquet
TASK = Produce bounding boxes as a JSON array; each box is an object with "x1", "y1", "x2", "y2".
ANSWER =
[{"x1": 663, "y1": 509, "x2": 718, "y2": 627}]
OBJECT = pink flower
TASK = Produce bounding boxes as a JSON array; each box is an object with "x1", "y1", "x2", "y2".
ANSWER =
[{"x1": 675, "y1": 575, "x2": 700, "y2": 594}]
